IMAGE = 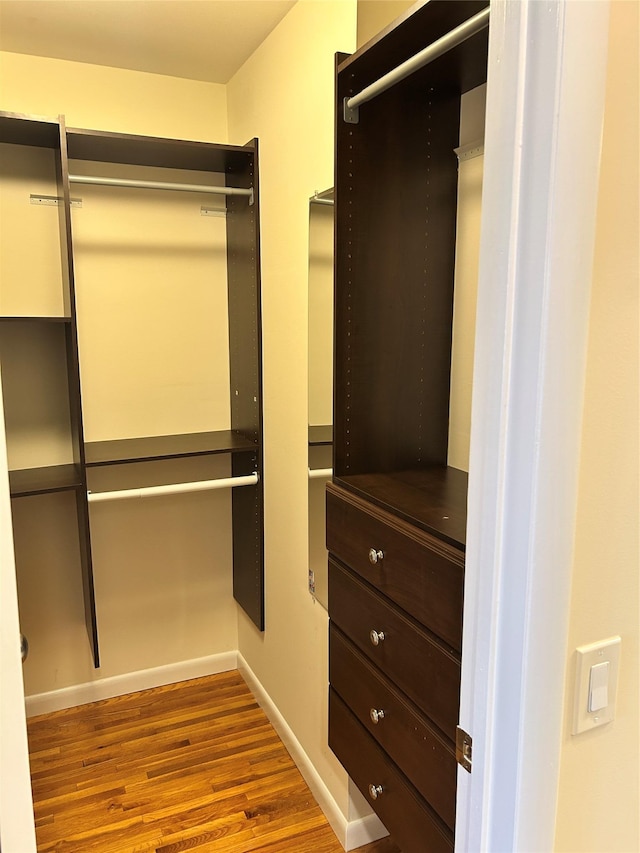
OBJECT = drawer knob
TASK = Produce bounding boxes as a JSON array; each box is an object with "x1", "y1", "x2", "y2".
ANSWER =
[
  {"x1": 368, "y1": 783, "x2": 384, "y2": 800},
  {"x1": 368, "y1": 548, "x2": 384, "y2": 565},
  {"x1": 369, "y1": 629, "x2": 385, "y2": 646},
  {"x1": 370, "y1": 708, "x2": 385, "y2": 724}
]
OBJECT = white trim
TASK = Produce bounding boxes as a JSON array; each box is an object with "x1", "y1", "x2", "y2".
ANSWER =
[
  {"x1": 25, "y1": 651, "x2": 238, "y2": 717},
  {"x1": 237, "y1": 653, "x2": 387, "y2": 851},
  {"x1": 0, "y1": 369, "x2": 37, "y2": 850},
  {"x1": 457, "y1": 1, "x2": 611, "y2": 851}
]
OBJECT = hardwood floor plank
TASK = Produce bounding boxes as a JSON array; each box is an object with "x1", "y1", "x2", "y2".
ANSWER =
[{"x1": 28, "y1": 671, "x2": 401, "y2": 853}]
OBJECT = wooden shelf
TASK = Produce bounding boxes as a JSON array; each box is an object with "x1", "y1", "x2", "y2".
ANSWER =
[
  {"x1": 335, "y1": 466, "x2": 468, "y2": 550},
  {"x1": 0, "y1": 111, "x2": 60, "y2": 148},
  {"x1": 309, "y1": 424, "x2": 333, "y2": 446},
  {"x1": 9, "y1": 464, "x2": 83, "y2": 498},
  {"x1": 0, "y1": 316, "x2": 72, "y2": 323},
  {"x1": 66, "y1": 127, "x2": 254, "y2": 173},
  {"x1": 85, "y1": 430, "x2": 258, "y2": 467}
]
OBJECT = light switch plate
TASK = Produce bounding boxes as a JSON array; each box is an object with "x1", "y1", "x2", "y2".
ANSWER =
[{"x1": 572, "y1": 636, "x2": 621, "y2": 735}]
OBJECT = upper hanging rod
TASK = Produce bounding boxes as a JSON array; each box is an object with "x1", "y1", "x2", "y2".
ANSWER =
[
  {"x1": 69, "y1": 174, "x2": 254, "y2": 204},
  {"x1": 88, "y1": 472, "x2": 259, "y2": 504},
  {"x1": 343, "y1": 6, "x2": 490, "y2": 123}
]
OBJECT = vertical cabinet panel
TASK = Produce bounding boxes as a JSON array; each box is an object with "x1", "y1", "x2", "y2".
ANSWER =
[{"x1": 227, "y1": 139, "x2": 264, "y2": 629}]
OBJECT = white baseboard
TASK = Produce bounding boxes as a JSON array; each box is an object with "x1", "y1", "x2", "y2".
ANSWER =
[
  {"x1": 25, "y1": 651, "x2": 238, "y2": 717},
  {"x1": 237, "y1": 653, "x2": 388, "y2": 851},
  {"x1": 345, "y1": 812, "x2": 390, "y2": 850}
]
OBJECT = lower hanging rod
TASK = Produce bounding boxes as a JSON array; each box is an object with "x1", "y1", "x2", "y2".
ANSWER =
[
  {"x1": 308, "y1": 467, "x2": 333, "y2": 479},
  {"x1": 69, "y1": 174, "x2": 254, "y2": 202},
  {"x1": 88, "y1": 472, "x2": 259, "y2": 503},
  {"x1": 344, "y1": 6, "x2": 490, "y2": 123}
]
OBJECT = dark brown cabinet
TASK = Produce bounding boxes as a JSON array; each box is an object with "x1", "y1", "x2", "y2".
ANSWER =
[
  {"x1": 327, "y1": 2, "x2": 489, "y2": 849},
  {"x1": 0, "y1": 111, "x2": 265, "y2": 669}
]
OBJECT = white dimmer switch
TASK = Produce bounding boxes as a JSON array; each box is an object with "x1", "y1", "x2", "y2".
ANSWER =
[{"x1": 572, "y1": 636, "x2": 621, "y2": 735}]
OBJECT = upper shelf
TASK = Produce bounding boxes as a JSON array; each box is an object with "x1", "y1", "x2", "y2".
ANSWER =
[
  {"x1": 66, "y1": 127, "x2": 255, "y2": 173},
  {"x1": 85, "y1": 430, "x2": 258, "y2": 467},
  {"x1": 0, "y1": 111, "x2": 60, "y2": 148}
]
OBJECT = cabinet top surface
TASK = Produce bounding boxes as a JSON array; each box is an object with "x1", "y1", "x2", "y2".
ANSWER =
[{"x1": 331, "y1": 467, "x2": 467, "y2": 551}]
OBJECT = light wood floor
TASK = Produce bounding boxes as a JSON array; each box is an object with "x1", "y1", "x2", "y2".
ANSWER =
[{"x1": 27, "y1": 670, "x2": 402, "y2": 853}]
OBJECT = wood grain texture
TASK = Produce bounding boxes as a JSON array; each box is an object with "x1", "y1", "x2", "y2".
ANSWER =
[{"x1": 27, "y1": 671, "x2": 401, "y2": 853}]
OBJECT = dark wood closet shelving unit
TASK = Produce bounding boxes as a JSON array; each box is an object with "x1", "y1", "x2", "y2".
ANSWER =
[
  {"x1": 0, "y1": 110, "x2": 99, "y2": 664},
  {"x1": 0, "y1": 111, "x2": 265, "y2": 670},
  {"x1": 327, "y1": 2, "x2": 489, "y2": 851}
]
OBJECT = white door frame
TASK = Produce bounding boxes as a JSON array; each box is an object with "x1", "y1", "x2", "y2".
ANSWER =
[
  {"x1": 0, "y1": 377, "x2": 37, "y2": 852},
  {"x1": 457, "y1": 1, "x2": 611, "y2": 851}
]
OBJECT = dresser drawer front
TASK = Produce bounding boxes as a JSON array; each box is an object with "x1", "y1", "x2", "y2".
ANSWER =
[
  {"x1": 329, "y1": 559, "x2": 460, "y2": 738},
  {"x1": 326, "y1": 484, "x2": 464, "y2": 650},
  {"x1": 330, "y1": 625, "x2": 456, "y2": 829},
  {"x1": 329, "y1": 689, "x2": 453, "y2": 853}
]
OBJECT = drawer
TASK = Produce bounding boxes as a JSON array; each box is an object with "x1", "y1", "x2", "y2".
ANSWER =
[
  {"x1": 330, "y1": 624, "x2": 456, "y2": 830},
  {"x1": 329, "y1": 689, "x2": 453, "y2": 853},
  {"x1": 329, "y1": 558, "x2": 460, "y2": 739},
  {"x1": 326, "y1": 483, "x2": 464, "y2": 650}
]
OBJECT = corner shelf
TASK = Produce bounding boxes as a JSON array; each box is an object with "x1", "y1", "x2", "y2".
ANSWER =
[{"x1": 9, "y1": 464, "x2": 84, "y2": 498}]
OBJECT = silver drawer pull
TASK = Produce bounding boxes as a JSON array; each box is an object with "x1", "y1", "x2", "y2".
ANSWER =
[
  {"x1": 368, "y1": 548, "x2": 384, "y2": 565},
  {"x1": 369, "y1": 783, "x2": 384, "y2": 800},
  {"x1": 370, "y1": 708, "x2": 385, "y2": 724},
  {"x1": 369, "y1": 629, "x2": 385, "y2": 646}
]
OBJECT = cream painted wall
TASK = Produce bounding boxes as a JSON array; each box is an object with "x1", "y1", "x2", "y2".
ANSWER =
[
  {"x1": 0, "y1": 56, "x2": 238, "y2": 694},
  {"x1": 555, "y1": 3, "x2": 639, "y2": 851},
  {"x1": 226, "y1": 0, "x2": 357, "y2": 818},
  {"x1": 356, "y1": 0, "x2": 415, "y2": 49},
  {"x1": 0, "y1": 51, "x2": 227, "y2": 141}
]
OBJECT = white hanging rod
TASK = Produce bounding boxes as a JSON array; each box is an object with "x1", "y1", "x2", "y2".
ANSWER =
[
  {"x1": 308, "y1": 467, "x2": 333, "y2": 480},
  {"x1": 88, "y1": 472, "x2": 258, "y2": 503},
  {"x1": 69, "y1": 174, "x2": 254, "y2": 202},
  {"x1": 343, "y1": 6, "x2": 490, "y2": 123}
]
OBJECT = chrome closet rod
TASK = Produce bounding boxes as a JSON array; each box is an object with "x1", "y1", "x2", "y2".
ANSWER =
[
  {"x1": 69, "y1": 174, "x2": 253, "y2": 198},
  {"x1": 88, "y1": 472, "x2": 259, "y2": 503},
  {"x1": 344, "y1": 6, "x2": 490, "y2": 121}
]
